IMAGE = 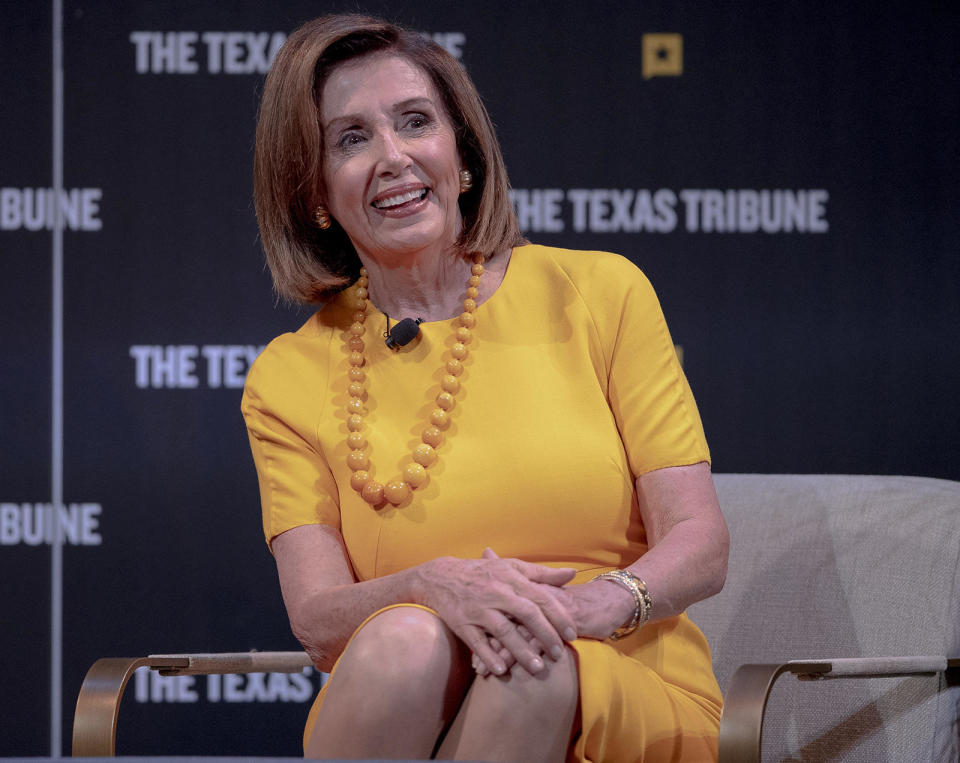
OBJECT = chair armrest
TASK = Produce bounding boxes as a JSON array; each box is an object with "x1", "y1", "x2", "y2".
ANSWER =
[
  {"x1": 718, "y1": 656, "x2": 960, "y2": 763},
  {"x1": 72, "y1": 651, "x2": 312, "y2": 757}
]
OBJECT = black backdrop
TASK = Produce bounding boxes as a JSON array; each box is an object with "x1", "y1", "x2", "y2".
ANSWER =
[{"x1": 2, "y1": 1, "x2": 958, "y2": 756}]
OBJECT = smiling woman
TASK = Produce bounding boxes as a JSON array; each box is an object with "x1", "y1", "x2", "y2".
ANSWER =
[
  {"x1": 319, "y1": 55, "x2": 465, "y2": 285},
  {"x1": 244, "y1": 13, "x2": 728, "y2": 763}
]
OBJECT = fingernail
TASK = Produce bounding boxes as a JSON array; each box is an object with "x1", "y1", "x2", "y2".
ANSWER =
[
  {"x1": 551, "y1": 645, "x2": 564, "y2": 660},
  {"x1": 564, "y1": 628, "x2": 577, "y2": 641},
  {"x1": 530, "y1": 657, "x2": 544, "y2": 672},
  {"x1": 493, "y1": 662, "x2": 506, "y2": 675},
  {"x1": 471, "y1": 654, "x2": 478, "y2": 669}
]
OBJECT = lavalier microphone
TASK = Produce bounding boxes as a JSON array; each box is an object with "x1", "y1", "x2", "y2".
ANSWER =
[{"x1": 385, "y1": 317, "x2": 423, "y2": 350}]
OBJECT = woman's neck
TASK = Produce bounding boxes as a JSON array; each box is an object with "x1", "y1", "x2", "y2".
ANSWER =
[{"x1": 358, "y1": 246, "x2": 511, "y2": 322}]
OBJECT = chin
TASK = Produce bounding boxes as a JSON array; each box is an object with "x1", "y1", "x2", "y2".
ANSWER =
[{"x1": 370, "y1": 227, "x2": 457, "y2": 259}]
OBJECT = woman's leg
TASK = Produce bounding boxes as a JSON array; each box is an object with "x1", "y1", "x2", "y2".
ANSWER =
[
  {"x1": 436, "y1": 645, "x2": 579, "y2": 763},
  {"x1": 305, "y1": 606, "x2": 473, "y2": 759}
]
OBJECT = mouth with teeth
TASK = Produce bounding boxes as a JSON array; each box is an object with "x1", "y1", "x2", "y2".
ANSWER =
[{"x1": 371, "y1": 186, "x2": 430, "y2": 210}]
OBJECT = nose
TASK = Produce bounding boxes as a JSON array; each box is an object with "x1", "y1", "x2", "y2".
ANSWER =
[{"x1": 374, "y1": 129, "x2": 411, "y2": 177}]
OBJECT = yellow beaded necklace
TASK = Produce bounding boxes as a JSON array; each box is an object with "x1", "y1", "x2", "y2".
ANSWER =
[{"x1": 345, "y1": 254, "x2": 485, "y2": 507}]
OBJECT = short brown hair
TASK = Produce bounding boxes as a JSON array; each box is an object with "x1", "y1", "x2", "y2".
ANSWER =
[{"x1": 253, "y1": 14, "x2": 525, "y2": 304}]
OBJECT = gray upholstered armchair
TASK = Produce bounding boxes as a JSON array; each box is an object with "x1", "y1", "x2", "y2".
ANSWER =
[
  {"x1": 74, "y1": 474, "x2": 960, "y2": 760},
  {"x1": 690, "y1": 474, "x2": 960, "y2": 761}
]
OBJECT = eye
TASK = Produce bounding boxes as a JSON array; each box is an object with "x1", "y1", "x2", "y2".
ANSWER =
[
  {"x1": 337, "y1": 131, "x2": 365, "y2": 149},
  {"x1": 404, "y1": 112, "x2": 430, "y2": 130}
]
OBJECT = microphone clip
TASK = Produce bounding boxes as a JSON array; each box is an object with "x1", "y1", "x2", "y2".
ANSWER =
[{"x1": 384, "y1": 317, "x2": 423, "y2": 351}]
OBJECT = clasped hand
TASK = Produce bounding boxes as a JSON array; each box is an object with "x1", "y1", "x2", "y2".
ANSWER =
[
  {"x1": 419, "y1": 548, "x2": 576, "y2": 676},
  {"x1": 421, "y1": 548, "x2": 630, "y2": 677}
]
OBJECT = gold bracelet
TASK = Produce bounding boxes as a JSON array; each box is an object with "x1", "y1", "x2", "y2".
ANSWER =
[{"x1": 592, "y1": 570, "x2": 652, "y2": 640}]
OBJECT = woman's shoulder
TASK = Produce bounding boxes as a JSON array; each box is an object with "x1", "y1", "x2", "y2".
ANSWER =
[
  {"x1": 244, "y1": 299, "x2": 347, "y2": 397},
  {"x1": 513, "y1": 243, "x2": 655, "y2": 298}
]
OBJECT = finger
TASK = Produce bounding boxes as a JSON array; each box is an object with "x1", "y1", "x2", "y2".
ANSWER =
[
  {"x1": 486, "y1": 636, "x2": 517, "y2": 670},
  {"x1": 472, "y1": 652, "x2": 492, "y2": 677},
  {"x1": 516, "y1": 624, "x2": 549, "y2": 660},
  {"x1": 501, "y1": 578, "x2": 578, "y2": 652},
  {"x1": 485, "y1": 611, "x2": 546, "y2": 674},
  {"x1": 510, "y1": 559, "x2": 577, "y2": 587},
  {"x1": 489, "y1": 594, "x2": 566, "y2": 661},
  {"x1": 480, "y1": 557, "x2": 574, "y2": 651},
  {"x1": 459, "y1": 624, "x2": 507, "y2": 676},
  {"x1": 516, "y1": 624, "x2": 545, "y2": 651}
]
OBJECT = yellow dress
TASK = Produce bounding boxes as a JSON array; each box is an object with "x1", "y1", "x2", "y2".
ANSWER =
[{"x1": 241, "y1": 244, "x2": 723, "y2": 761}]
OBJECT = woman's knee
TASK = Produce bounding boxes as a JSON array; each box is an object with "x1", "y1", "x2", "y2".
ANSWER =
[
  {"x1": 485, "y1": 645, "x2": 579, "y2": 719},
  {"x1": 339, "y1": 606, "x2": 462, "y2": 688}
]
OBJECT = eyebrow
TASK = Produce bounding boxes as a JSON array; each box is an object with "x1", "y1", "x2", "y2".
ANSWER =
[{"x1": 323, "y1": 97, "x2": 437, "y2": 135}]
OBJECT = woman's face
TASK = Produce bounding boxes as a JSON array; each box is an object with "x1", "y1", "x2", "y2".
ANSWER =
[{"x1": 319, "y1": 53, "x2": 463, "y2": 265}]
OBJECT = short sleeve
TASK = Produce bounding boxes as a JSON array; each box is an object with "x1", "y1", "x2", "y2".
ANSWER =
[
  {"x1": 241, "y1": 335, "x2": 341, "y2": 550},
  {"x1": 597, "y1": 257, "x2": 710, "y2": 476}
]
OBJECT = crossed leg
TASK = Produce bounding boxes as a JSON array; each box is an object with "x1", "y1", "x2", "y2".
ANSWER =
[
  {"x1": 304, "y1": 606, "x2": 472, "y2": 759},
  {"x1": 436, "y1": 645, "x2": 579, "y2": 763},
  {"x1": 304, "y1": 605, "x2": 579, "y2": 762}
]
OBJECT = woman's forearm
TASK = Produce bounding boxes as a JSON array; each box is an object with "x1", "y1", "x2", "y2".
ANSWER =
[
  {"x1": 626, "y1": 514, "x2": 728, "y2": 621},
  {"x1": 289, "y1": 567, "x2": 430, "y2": 672},
  {"x1": 563, "y1": 462, "x2": 728, "y2": 639},
  {"x1": 628, "y1": 460, "x2": 729, "y2": 621},
  {"x1": 274, "y1": 524, "x2": 430, "y2": 671}
]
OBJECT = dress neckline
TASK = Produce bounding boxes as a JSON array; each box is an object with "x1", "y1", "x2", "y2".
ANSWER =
[{"x1": 345, "y1": 245, "x2": 523, "y2": 327}]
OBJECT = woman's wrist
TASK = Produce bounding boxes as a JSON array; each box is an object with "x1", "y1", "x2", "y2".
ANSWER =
[
  {"x1": 407, "y1": 556, "x2": 451, "y2": 607},
  {"x1": 591, "y1": 570, "x2": 652, "y2": 640}
]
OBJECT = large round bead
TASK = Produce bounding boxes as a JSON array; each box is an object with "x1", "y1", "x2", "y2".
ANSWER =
[
  {"x1": 349, "y1": 322, "x2": 365, "y2": 336},
  {"x1": 348, "y1": 381, "x2": 364, "y2": 398},
  {"x1": 413, "y1": 443, "x2": 438, "y2": 467},
  {"x1": 436, "y1": 392, "x2": 455, "y2": 411},
  {"x1": 459, "y1": 312, "x2": 476, "y2": 329},
  {"x1": 356, "y1": 287, "x2": 368, "y2": 299},
  {"x1": 471, "y1": 262, "x2": 484, "y2": 276},
  {"x1": 347, "y1": 431, "x2": 366, "y2": 449},
  {"x1": 446, "y1": 359, "x2": 463, "y2": 376},
  {"x1": 441, "y1": 375, "x2": 460, "y2": 394},
  {"x1": 430, "y1": 408, "x2": 450, "y2": 429},
  {"x1": 466, "y1": 286, "x2": 479, "y2": 299},
  {"x1": 349, "y1": 367, "x2": 365, "y2": 381},
  {"x1": 451, "y1": 343, "x2": 468, "y2": 360},
  {"x1": 353, "y1": 310, "x2": 366, "y2": 323},
  {"x1": 350, "y1": 470, "x2": 370, "y2": 491},
  {"x1": 361, "y1": 480, "x2": 384, "y2": 505},
  {"x1": 456, "y1": 327, "x2": 472, "y2": 344},
  {"x1": 359, "y1": 267, "x2": 368, "y2": 277},
  {"x1": 347, "y1": 450, "x2": 369, "y2": 471},
  {"x1": 403, "y1": 462, "x2": 428, "y2": 488},
  {"x1": 347, "y1": 398, "x2": 364, "y2": 414},
  {"x1": 349, "y1": 351, "x2": 364, "y2": 366},
  {"x1": 422, "y1": 426, "x2": 443, "y2": 447},
  {"x1": 347, "y1": 414, "x2": 364, "y2": 431},
  {"x1": 384, "y1": 480, "x2": 411, "y2": 505},
  {"x1": 348, "y1": 337, "x2": 364, "y2": 352},
  {"x1": 353, "y1": 297, "x2": 366, "y2": 310},
  {"x1": 462, "y1": 298, "x2": 477, "y2": 313},
  {"x1": 468, "y1": 274, "x2": 481, "y2": 287}
]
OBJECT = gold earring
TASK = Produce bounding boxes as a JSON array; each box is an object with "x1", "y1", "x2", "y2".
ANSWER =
[
  {"x1": 313, "y1": 206, "x2": 331, "y2": 229},
  {"x1": 459, "y1": 169, "x2": 473, "y2": 194}
]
